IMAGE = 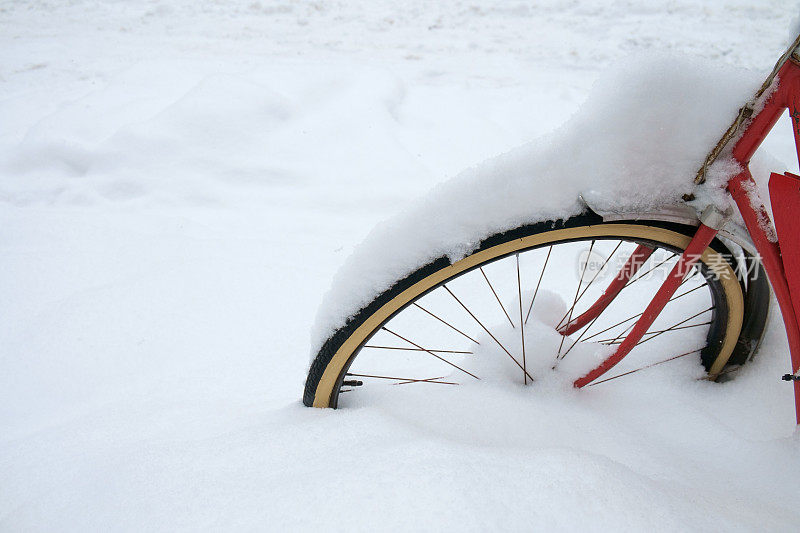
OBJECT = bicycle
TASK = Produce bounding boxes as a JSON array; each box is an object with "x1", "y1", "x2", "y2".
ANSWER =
[{"x1": 304, "y1": 34, "x2": 800, "y2": 426}]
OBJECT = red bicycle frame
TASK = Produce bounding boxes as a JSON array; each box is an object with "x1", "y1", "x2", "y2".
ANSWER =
[{"x1": 573, "y1": 37, "x2": 800, "y2": 424}]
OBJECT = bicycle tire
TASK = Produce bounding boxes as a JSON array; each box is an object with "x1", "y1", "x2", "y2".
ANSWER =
[{"x1": 305, "y1": 213, "x2": 760, "y2": 408}]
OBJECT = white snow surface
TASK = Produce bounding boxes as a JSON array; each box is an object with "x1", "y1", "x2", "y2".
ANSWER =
[
  {"x1": 3, "y1": 1, "x2": 800, "y2": 531},
  {"x1": 312, "y1": 55, "x2": 762, "y2": 349}
]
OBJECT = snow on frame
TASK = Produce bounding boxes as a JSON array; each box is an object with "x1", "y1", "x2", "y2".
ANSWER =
[{"x1": 311, "y1": 53, "x2": 764, "y2": 352}]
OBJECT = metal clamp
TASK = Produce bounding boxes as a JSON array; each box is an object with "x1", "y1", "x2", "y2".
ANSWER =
[{"x1": 699, "y1": 205, "x2": 732, "y2": 231}]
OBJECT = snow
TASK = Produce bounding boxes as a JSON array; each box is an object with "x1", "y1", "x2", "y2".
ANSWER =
[
  {"x1": 311, "y1": 54, "x2": 764, "y2": 348},
  {"x1": 2, "y1": 1, "x2": 800, "y2": 531}
]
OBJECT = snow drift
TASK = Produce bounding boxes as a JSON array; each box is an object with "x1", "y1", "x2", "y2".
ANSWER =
[{"x1": 4, "y1": 2, "x2": 800, "y2": 530}]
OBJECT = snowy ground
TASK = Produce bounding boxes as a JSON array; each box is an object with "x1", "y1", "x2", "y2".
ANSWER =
[{"x1": 3, "y1": 1, "x2": 800, "y2": 530}]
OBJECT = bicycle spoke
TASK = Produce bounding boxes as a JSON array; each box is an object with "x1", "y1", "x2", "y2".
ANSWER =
[
  {"x1": 624, "y1": 252, "x2": 679, "y2": 288},
  {"x1": 480, "y1": 267, "x2": 515, "y2": 328},
  {"x1": 638, "y1": 320, "x2": 712, "y2": 338},
  {"x1": 586, "y1": 348, "x2": 703, "y2": 386},
  {"x1": 581, "y1": 281, "x2": 709, "y2": 342},
  {"x1": 557, "y1": 240, "x2": 596, "y2": 331},
  {"x1": 599, "y1": 321, "x2": 713, "y2": 345},
  {"x1": 413, "y1": 302, "x2": 480, "y2": 345},
  {"x1": 557, "y1": 240, "x2": 595, "y2": 355},
  {"x1": 363, "y1": 345, "x2": 473, "y2": 354},
  {"x1": 610, "y1": 321, "x2": 637, "y2": 344},
  {"x1": 347, "y1": 373, "x2": 458, "y2": 385},
  {"x1": 581, "y1": 314, "x2": 640, "y2": 343},
  {"x1": 559, "y1": 251, "x2": 691, "y2": 338},
  {"x1": 673, "y1": 280, "x2": 709, "y2": 298},
  {"x1": 444, "y1": 284, "x2": 535, "y2": 382},
  {"x1": 559, "y1": 312, "x2": 604, "y2": 360},
  {"x1": 395, "y1": 376, "x2": 459, "y2": 386},
  {"x1": 524, "y1": 245, "x2": 552, "y2": 324},
  {"x1": 559, "y1": 243, "x2": 630, "y2": 360},
  {"x1": 632, "y1": 307, "x2": 713, "y2": 347},
  {"x1": 382, "y1": 326, "x2": 480, "y2": 380},
  {"x1": 599, "y1": 307, "x2": 714, "y2": 346},
  {"x1": 573, "y1": 241, "x2": 623, "y2": 308},
  {"x1": 516, "y1": 254, "x2": 527, "y2": 384}
]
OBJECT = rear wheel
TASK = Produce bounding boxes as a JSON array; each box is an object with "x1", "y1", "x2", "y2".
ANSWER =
[{"x1": 305, "y1": 215, "x2": 757, "y2": 408}]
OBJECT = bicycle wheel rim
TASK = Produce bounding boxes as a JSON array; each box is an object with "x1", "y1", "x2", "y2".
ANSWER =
[{"x1": 306, "y1": 221, "x2": 744, "y2": 408}]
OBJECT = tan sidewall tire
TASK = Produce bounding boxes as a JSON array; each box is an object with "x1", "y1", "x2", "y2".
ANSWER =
[{"x1": 309, "y1": 223, "x2": 744, "y2": 408}]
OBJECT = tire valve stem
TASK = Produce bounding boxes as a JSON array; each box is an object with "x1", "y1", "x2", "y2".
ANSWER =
[{"x1": 341, "y1": 380, "x2": 363, "y2": 387}]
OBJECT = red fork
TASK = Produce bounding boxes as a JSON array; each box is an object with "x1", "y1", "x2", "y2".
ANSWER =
[
  {"x1": 574, "y1": 219, "x2": 721, "y2": 388},
  {"x1": 559, "y1": 244, "x2": 655, "y2": 336}
]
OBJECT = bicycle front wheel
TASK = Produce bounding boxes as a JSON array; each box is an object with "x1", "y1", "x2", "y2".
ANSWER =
[{"x1": 305, "y1": 215, "x2": 746, "y2": 408}]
